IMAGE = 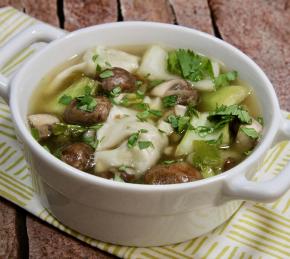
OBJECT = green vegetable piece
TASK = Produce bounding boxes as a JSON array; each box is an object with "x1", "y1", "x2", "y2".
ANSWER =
[
  {"x1": 199, "y1": 85, "x2": 250, "y2": 111},
  {"x1": 191, "y1": 140, "x2": 222, "y2": 175},
  {"x1": 99, "y1": 70, "x2": 114, "y2": 79},
  {"x1": 48, "y1": 77, "x2": 98, "y2": 115}
]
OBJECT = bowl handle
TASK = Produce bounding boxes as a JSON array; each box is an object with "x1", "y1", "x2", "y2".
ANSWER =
[
  {"x1": 224, "y1": 114, "x2": 290, "y2": 202},
  {"x1": 0, "y1": 24, "x2": 66, "y2": 103}
]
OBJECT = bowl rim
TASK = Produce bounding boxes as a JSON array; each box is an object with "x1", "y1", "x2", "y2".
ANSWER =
[{"x1": 10, "y1": 21, "x2": 281, "y2": 192}]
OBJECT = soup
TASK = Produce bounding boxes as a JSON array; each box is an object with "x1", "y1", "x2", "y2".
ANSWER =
[{"x1": 28, "y1": 45, "x2": 263, "y2": 184}]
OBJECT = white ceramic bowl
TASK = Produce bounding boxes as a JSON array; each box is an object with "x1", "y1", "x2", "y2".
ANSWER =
[{"x1": 0, "y1": 22, "x2": 290, "y2": 247}]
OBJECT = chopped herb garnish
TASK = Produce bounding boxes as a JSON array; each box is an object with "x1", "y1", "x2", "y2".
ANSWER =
[
  {"x1": 139, "y1": 129, "x2": 148, "y2": 133},
  {"x1": 58, "y1": 94, "x2": 72, "y2": 105},
  {"x1": 208, "y1": 104, "x2": 252, "y2": 124},
  {"x1": 92, "y1": 54, "x2": 98, "y2": 63},
  {"x1": 167, "y1": 115, "x2": 179, "y2": 129},
  {"x1": 240, "y1": 127, "x2": 260, "y2": 139},
  {"x1": 136, "y1": 106, "x2": 162, "y2": 121},
  {"x1": 214, "y1": 71, "x2": 238, "y2": 89},
  {"x1": 167, "y1": 49, "x2": 213, "y2": 82},
  {"x1": 51, "y1": 123, "x2": 102, "y2": 138},
  {"x1": 82, "y1": 134, "x2": 98, "y2": 149},
  {"x1": 257, "y1": 116, "x2": 264, "y2": 126},
  {"x1": 162, "y1": 95, "x2": 178, "y2": 108},
  {"x1": 127, "y1": 132, "x2": 140, "y2": 148},
  {"x1": 110, "y1": 86, "x2": 122, "y2": 97},
  {"x1": 149, "y1": 109, "x2": 162, "y2": 117},
  {"x1": 185, "y1": 103, "x2": 199, "y2": 117},
  {"x1": 127, "y1": 129, "x2": 149, "y2": 149},
  {"x1": 31, "y1": 128, "x2": 40, "y2": 141},
  {"x1": 99, "y1": 70, "x2": 114, "y2": 79},
  {"x1": 138, "y1": 141, "x2": 154, "y2": 150},
  {"x1": 162, "y1": 159, "x2": 183, "y2": 165},
  {"x1": 167, "y1": 115, "x2": 190, "y2": 134},
  {"x1": 96, "y1": 64, "x2": 102, "y2": 73},
  {"x1": 76, "y1": 95, "x2": 97, "y2": 112},
  {"x1": 136, "y1": 110, "x2": 150, "y2": 121}
]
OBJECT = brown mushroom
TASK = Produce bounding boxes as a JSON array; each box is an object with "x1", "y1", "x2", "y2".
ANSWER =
[
  {"x1": 100, "y1": 67, "x2": 136, "y2": 93},
  {"x1": 144, "y1": 162, "x2": 202, "y2": 185},
  {"x1": 63, "y1": 96, "x2": 112, "y2": 126},
  {"x1": 60, "y1": 143, "x2": 94, "y2": 171}
]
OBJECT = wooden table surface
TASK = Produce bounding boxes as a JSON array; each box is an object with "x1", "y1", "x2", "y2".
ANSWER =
[{"x1": 0, "y1": 0, "x2": 289, "y2": 258}]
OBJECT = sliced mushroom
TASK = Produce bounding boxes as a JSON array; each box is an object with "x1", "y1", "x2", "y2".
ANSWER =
[
  {"x1": 151, "y1": 79, "x2": 198, "y2": 105},
  {"x1": 28, "y1": 114, "x2": 59, "y2": 140},
  {"x1": 144, "y1": 162, "x2": 202, "y2": 184}
]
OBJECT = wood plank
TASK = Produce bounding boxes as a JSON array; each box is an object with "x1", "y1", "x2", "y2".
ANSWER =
[
  {"x1": 27, "y1": 215, "x2": 116, "y2": 259},
  {"x1": 21, "y1": 0, "x2": 59, "y2": 27},
  {"x1": 0, "y1": 198, "x2": 20, "y2": 259},
  {"x1": 121, "y1": 0, "x2": 174, "y2": 23},
  {"x1": 0, "y1": 0, "x2": 22, "y2": 10},
  {"x1": 209, "y1": 0, "x2": 290, "y2": 110},
  {"x1": 64, "y1": 0, "x2": 118, "y2": 31},
  {"x1": 170, "y1": 0, "x2": 214, "y2": 34}
]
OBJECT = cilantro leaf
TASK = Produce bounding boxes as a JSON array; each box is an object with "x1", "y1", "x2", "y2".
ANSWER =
[
  {"x1": 99, "y1": 70, "x2": 114, "y2": 79},
  {"x1": 240, "y1": 127, "x2": 260, "y2": 139},
  {"x1": 58, "y1": 94, "x2": 72, "y2": 105},
  {"x1": 214, "y1": 71, "x2": 238, "y2": 89},
  {"x1": 76, "y1": 95, "x2": 97, "y2": 112},
  {"x1": 208, "y1": 104, "x2": 252, "y2": 124},
  {"x1": 127, "y1": 129, "x2": 149, "y2": 148},
  {"x1": 167, "y1": 49, "x2": 213, "y2": 82},
  {"x1": 162, "y1": 95, "x2": 178, "y2": 108},
  {"x1": 167, "y1": 115, "x2": 190, "y2": 134},
  {"x1": 92, "y1": 54, "x2": 98, "y2": 63},
  {"x1": 127, "y1": 132, "x2": 139, "y2": 148},
  {"x1": 110, "y1": 86, "x2": 122, "y2": 97},
  {"x1": 138, "y1": 141, "x2": 154, "y2": 150}
]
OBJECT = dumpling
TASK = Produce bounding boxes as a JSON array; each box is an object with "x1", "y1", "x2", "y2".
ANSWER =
[{"x1": 95, "y1": 106, "x2": 168, "y2": 178}]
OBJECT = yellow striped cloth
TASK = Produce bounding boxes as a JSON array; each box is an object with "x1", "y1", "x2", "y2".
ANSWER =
[{"x1": 0, "y1": 6, "x2": 290, "y2": 259}]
